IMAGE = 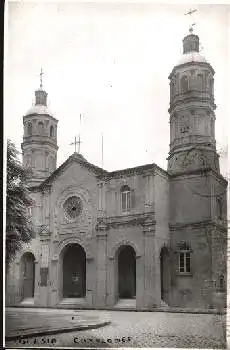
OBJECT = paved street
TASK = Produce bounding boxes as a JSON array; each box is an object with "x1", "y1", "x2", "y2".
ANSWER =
[{"x1": 5, "y1": 308, "x2": 226, "y2": 348}]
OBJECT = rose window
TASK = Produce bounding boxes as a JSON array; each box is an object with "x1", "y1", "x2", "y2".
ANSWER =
[{"x1": 63, "y1": 196, "x2": 82, "y2": 219}]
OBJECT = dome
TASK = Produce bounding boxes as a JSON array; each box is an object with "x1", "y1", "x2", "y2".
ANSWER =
[
  {"x1": 176, "y1": 51, "x2": 208, "y2": 66},
  {"x1": 25, "y1": 104, "x2": 54, "y2": 117}
]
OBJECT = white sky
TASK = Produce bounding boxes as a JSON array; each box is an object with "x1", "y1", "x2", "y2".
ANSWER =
[{"x1": 5, "y1": 1, "x2": 229, "y2": 176}]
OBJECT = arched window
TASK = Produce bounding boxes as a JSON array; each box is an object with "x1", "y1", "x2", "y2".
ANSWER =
[
  {"x1": 50, "y1": 125, "x2": 54, "y2": 137},
  {"x1": 219, "y1": 275, "x2": 225, "y2": 292},
  {"x1": 208, "y1": 78, "x2": 214, "y2": 95},
  {"x1": 180, "y1": 76, "x2": 188, "y2": 93},
  {"x1": 27, "y1": 122, "x2": 32, "y2": 136},
  {"x1": 197, "y1": 74, "x2": 204, "y2": 91},
  {"x1": 38, "y1": 122, "x2": 44, "y2": 135},
  {"x1": 121, "y1": 185, "x2": 131, "y2": 212},
  {"x1": 216, "y1": 197, "x2": 223, "y2": 220}
]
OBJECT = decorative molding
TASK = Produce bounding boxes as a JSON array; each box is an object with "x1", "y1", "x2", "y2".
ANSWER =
[
  {"x1": 97, "y1": 211, "x2": 155, "y2": 230},
  {"x1": 169, "y1": 219, "x2": 227, "y2": 232},
  {"x1": 96, "y1": 163, "x2": 168, "y2": 181},
  {"x1": 108, "y1": 239, "x2": 142, "y2": 259},
  {"x1": 39, "y1": 226, "x2": 52, "y2": 241},
  {"x1": 56, "y1": 236, "x2": 94, "y2": 260}
]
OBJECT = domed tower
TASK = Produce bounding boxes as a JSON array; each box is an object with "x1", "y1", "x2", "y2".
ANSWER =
[
  {"x1": 167, "y1": 28, "x2": 227, "y2": 310},
  {"x1": 21, "y1": 74, "x2": 58, "y2": 187},
  {"x1": 167, "y1": 29, "x2": 219, "y2": 173}
]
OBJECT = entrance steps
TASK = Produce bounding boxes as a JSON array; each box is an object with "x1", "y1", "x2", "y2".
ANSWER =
[
  {"x1": 58, "y1": 298, "x2": 88, "y2": 309},
  {"x1": 20, "y1": 298, "x2": 34, "y2": 306},
  {"x1": 114, "y1": 299, "x2": 136, "y2": 310}
]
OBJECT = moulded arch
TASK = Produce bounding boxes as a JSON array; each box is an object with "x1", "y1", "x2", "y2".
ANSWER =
[
  {"x1": 57, "y1": 237, "x2": 93, "y2": 260},
  {"x1": 15, "y1": 247, "x2": 39, "y2": 265},
  {"x1": 109, "y1": 240, "x2": 141, "y2": 260}
]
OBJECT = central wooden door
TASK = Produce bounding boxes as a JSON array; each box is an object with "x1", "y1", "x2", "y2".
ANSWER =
[
  {"x1": 118, "y1": 246, "x2": 136, "y2": 298},
  {"x1": 63, "y1": 244, "x2": 86, "y2": 298}
]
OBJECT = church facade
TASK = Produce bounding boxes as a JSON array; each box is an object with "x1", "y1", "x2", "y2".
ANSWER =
[{"x1": 6, "y1": 30, "x2": 227, "y2": 310}]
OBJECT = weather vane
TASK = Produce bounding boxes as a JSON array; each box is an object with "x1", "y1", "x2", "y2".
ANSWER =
[
  {"x1": 185, "y1": 8, "x2": 197, "y2": 33},
  {"x1": 40, "y1": 68, "x2": 44, "y2": 89}
]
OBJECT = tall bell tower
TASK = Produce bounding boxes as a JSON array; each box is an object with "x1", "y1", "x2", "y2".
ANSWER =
[
  {"x1": 21, "y1": 70, "x2": 59, "y2": 187},
  {"x1": 167, "y1": 28, "x2": 219, "y2": 173},
  {"x1": 167, "y1": 24, "x2": 227, "y2": 309}
]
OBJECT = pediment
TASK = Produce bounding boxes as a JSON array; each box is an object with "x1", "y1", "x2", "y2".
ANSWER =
[
  {"x1": 39, "y1": 226, "x2": 51, "y2": 237},
  {"x1": 31, "y1": 153, "x2": 108, "y2": 191}
]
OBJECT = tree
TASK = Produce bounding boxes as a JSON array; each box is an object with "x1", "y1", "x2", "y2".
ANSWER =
[{"x1": 6, "y1": 140, "x2": 34, "y2": 269}]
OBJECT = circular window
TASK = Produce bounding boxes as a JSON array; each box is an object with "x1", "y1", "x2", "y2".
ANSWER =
[{"x1": 63, "y1": 196, "x2": 82, "y2": 219}]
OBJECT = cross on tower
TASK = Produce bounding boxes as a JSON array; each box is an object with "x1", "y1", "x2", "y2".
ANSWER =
[
  {"x1": 40, "y1": 68, "x2": 44, "y2": 88},
  {"x1": 70, "y1": 135, "x2": 82, "y2": 153},
  {"x1": 185, "y1": 8, "x2": 197, "y2": 33}
]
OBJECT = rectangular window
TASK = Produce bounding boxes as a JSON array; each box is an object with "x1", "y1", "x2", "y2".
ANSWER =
[{"x1": 179, "y1": 251, "x2": 191, "y2": 273}]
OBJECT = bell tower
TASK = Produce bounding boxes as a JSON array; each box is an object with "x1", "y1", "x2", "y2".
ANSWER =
[
  {"x1": 167, "y1": 29, "x2": 219, "y2": 173},
  {"x1": 21, "y1": 70, "x2": 59, "y2": 187},
  {"x1": 167, "y1": 24, "x2": 227, "y2": 310}
]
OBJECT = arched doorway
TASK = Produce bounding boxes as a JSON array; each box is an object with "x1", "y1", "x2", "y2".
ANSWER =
[
  {"x1": 21, "y1": 252, "x2": 35, "y2": 299},
  {"x1": 118, "y1": 245, "x2": 136, "y2": 299},
  {"x1": 62, "y1": 244, "x2": 86, "y2": 298}
]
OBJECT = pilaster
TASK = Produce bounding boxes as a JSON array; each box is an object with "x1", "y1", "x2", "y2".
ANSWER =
[
  {"x1": 95, "y1": 223, "x2": 108, "y2": 307},
  {"x1": 142, "y1": 221, "x2": 156, "y2": 308},
  {"x1": 39, "y1": 228, "x2": 52, "y2": 306}
]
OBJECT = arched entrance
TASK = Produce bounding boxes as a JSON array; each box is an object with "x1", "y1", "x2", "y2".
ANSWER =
[
  {"x1": 62, "y1": 244, "x2": 86, "y2": 298},
  {"x1": 21, "y1": 252, "x2": 35, "y2": 299},
  {"x1": 118, "y1": 245, "x2": 136, "y2": 299}
]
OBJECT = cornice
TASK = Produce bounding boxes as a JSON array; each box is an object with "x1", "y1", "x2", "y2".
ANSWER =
[
  {"x1": 168, "y1": 61, "x2": 215, "y2": 79},
  {"x1": 23, "y1": 113, "x2": 58, "y2": 123},
  {"x1": 168, "y1": 95, "x2": 216, "y2": 114},
  {"x1": 168, "y1": 167, "x2": 228, "y2": 186},
  {"x1": 96, "y1": 212, "x2": 156, "y2": 230},
  {"x1": 21, "y1": 138, "x2": 59, "y2": 151},
  {"x1": 96, "y1": 163, "x2": 168, "y2": 181},
  {"x1": 169, "y1": 219, "x2": 227, "y2": 232}
]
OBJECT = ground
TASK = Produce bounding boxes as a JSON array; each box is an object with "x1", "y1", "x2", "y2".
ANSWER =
[{"x1": 5, "y1": 308, "x2": 226, "y2": 348}]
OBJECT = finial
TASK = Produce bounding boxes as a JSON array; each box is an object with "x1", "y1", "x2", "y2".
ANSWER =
[
  {"x1": 185, "y1": 8, "x2": 197, "y2": 34},
  {"x1": 40, "y1": 68, "x2": 44, "y2": 89},
  {"x1": 189, "y1": 23, "x2": 196, "y2": 34}
]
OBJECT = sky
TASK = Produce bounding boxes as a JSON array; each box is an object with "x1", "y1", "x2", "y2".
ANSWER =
[{"x1": 5, "y1": 1, "x2": 229, "y2": 176}]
